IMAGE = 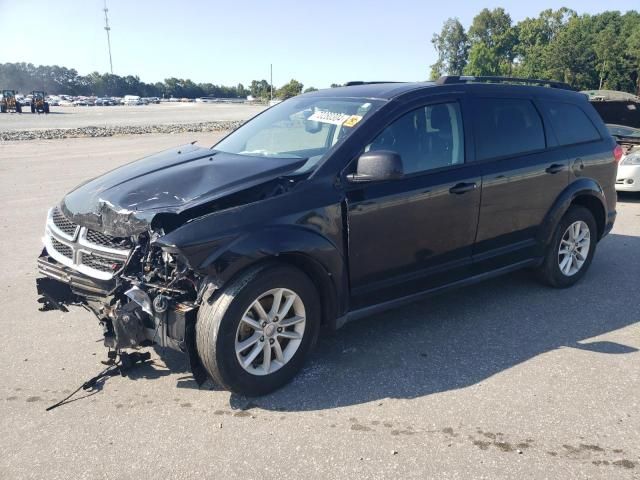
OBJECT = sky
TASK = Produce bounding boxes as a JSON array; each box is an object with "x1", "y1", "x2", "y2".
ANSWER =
[{"x1": 1, "y1": 0, "x2": 638, "y2": 89}]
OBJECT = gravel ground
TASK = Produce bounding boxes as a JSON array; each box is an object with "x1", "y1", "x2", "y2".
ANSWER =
[
  {"x1": 0, "y1": 120, "x2": 243, "y2": 141},
  {"x1": 0, "y1": 134, "x2": 639, "y2": 479}
]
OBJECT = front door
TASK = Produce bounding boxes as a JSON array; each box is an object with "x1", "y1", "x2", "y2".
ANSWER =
[{"x1": 346, "y1": 99, "x2": 482, "y2": 309}]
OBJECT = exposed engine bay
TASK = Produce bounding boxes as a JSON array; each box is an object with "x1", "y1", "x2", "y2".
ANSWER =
[{"x1": 37, "y1": 206, "x2": 204, "y2": 376}]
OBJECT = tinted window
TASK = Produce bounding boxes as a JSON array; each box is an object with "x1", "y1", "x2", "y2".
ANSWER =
[
  {"x1": 367, "y1": 102, "x2": 464, "y2": 174},
  {"x1": 473, "y1": 98, "x2": 545, "y2": 161},
  {"x1": 542, "y1": 102, "x2": 601, "y2": 146}
]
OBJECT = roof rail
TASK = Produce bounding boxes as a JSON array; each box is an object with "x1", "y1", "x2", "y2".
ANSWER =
[
  {"x1": 344, "y1": 81, "x2": 404, "y2": 86},
  {"x1": 436, "y1": 75, "x2": 574, "y2": 91}
]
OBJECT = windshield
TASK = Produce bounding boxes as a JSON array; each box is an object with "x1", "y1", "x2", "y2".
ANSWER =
[
  {"x1": 607, "y1": 124, "x2": 640, "y2": 138},
  {"x1": 213, "y1": 96, "x2": 384, "y2": 171}
]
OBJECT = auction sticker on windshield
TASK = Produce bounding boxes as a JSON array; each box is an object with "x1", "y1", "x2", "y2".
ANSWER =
[{"x1": 307, "y1": 110, "x2": 351, "y2": 125}]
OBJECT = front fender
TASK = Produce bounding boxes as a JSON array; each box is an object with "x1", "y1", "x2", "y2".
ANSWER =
[
  {"x1": 203, "y1": 225, "x2": 344, "y2": 281},
  {"x1": 206, "y1": 225, "x2": 348, "y2": 328},
  {"x1": 538, "y1": 177, "x2": 607, "y2": 247}
]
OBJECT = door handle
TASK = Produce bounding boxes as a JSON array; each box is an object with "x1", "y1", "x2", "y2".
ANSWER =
[
  {"x1": 449, "y1": 182, "x2": 477, "y2": 195},
  {"x1": 545, "y1": 164, "x2": 566, "y2": 174}
]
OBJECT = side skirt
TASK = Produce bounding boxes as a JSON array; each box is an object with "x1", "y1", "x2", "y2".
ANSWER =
[{"x1": 336, "y1": 258, "x2": 539, "y2": 328}]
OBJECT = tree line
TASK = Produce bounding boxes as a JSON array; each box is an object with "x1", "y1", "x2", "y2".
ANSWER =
[
  {"x1": 6, "y1": 8, "x2": 637, "y2": 100},
  {"x1": 0, "y1": 62, "x2": 316, "y2": 99},
  {"x1": 430, "y1": 8, "x2": 640, "y2": 94}
]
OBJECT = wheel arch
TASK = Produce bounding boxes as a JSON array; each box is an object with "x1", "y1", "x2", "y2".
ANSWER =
[
  {"x1": 539, "y1": 178, "x2": 607, "y2": 246},
  {"x1": 196, "y1": 226, "x2": 348, "y2": 330}
]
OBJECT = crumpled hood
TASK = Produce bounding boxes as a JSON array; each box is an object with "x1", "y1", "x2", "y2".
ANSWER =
[{"x1": 61, "y1": 144, "x2": 306, "y2": 236}]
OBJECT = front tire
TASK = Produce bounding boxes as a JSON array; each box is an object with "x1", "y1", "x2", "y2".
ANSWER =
[
  {"x1": 196, "y1": 264, "x2": 320, "y2": 396},
  {"x1": 536, "y1": 206, "x2": 597, "y2": 288}
]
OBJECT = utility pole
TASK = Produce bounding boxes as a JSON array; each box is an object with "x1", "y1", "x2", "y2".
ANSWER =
[
  {"x1": 103, "y1": 0, "x2": 114, "y2": 74},
  {"x1": 270, "y1": 64, "x2": 273, "y2": 101}
]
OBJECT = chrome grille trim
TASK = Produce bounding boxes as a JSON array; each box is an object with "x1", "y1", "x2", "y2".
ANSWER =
[
  {"x1": 50, "y1": 237, "x2": 73, "y2": 259},
  {"x1": 50, "y1": 207, "x2": 79, "y2": 241},
  {"x1": 84, "y1": 229, "x2": 130, "y2": 250},
  {"x1": 44, "y1": 208, "x2": 132, "y2": 281}
]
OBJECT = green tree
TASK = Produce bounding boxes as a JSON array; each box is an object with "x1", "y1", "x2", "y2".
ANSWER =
[
  {"x1": 545, "y1": 15, "x2": 598, "y2": 89},
  {"x1": 625, "y1": 12, "x2": 640, "y2": 94},
  {"x1": 464, "y1": 8, "x2": 517, "y2": 75},
  {"x1": 513, "y1": 8, "x2": 575, "y2": 79},
  {"x1": 250, "y1": 79, "x2": 271, "y2": 99},
  {"x1": 277, "y1": 79, "x2": 303, "y2": 99},
  {"x1": 430, "y1": 18, "x2": 469, "y2": 79},
  {"x1": 303, "y1": 86, "x2": 318, "y2": 93}
]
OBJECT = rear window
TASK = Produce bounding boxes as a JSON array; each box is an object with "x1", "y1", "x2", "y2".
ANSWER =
[
  {"x1": 542, "y1": 102, "x2": 601, "y2": 146},
  {"x1": 473, "y1": 98, "x2": 546, "y2": 161}
]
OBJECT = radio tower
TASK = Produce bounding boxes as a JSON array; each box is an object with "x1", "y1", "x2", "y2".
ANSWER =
[{"x1": 103, "y1": 0, "x2": 114, "y2": 74}]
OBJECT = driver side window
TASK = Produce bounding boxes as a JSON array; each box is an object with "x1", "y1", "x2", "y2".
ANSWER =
[{"x1": 367, "y1": 102, "x2": 465, "y2": 174}]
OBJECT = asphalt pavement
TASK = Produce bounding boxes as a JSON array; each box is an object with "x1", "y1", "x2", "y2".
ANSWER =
[
  {"x1": 0, "y1": 133, "x2": 638, "y2": 479},
  {"x1": 0, "y1": 103, "x2": 266, "y2": 131}
]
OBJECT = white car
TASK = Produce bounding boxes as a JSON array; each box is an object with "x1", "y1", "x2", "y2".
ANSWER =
[
  {"x1": 123, "y1": 95, "x2": 143, "y2": 105},
  {"x1": 609, "y1": 125, "x2": 640, "y2": 192}
]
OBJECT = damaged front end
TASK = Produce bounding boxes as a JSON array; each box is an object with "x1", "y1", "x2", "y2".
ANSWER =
[
  {"x1": 35, "y1": 143, "x2": 314, "y2": 385},
  {"x1": 36, "y1": 204, "x2": 207, "y2": 381}
]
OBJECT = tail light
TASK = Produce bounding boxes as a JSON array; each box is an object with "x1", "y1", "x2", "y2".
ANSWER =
[{"x1": 613, "y1": 144, "x2": 623, "y2": 163}]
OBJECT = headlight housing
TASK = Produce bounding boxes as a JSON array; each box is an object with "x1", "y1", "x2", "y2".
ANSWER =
[{"x1": 621, "y1": 152, "x2": 640, "y2": 166}]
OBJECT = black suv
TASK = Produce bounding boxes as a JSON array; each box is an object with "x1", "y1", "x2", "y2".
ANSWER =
[{"x1": 36, "y1": 76, "x2": 618, "y2": 395}]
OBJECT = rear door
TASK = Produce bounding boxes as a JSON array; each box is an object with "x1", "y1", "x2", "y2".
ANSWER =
[
  {"x1": 471, "y1": 96, "x2": 569, "y2": 272},
  {"x1": 345, "y1": 97, "x2": 482, "y2": 309}
]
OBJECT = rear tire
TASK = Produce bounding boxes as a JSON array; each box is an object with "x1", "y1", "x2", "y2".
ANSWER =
[
  {"x1": 536, "y1": 206, "x2": 597, "y2": 288},
  {"x1": 196, "y1": 264, "x2": 320, "y2": 396}
]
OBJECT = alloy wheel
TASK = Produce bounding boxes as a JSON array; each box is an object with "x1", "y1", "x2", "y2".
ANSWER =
[
  {"x1": 234, "y1": 288, "x2": 306, "y2": 376},
  {"x1": 558, "y1": 220, "x2": 591, "y2": 276}
]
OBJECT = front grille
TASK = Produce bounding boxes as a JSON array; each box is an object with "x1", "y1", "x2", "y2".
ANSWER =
[
  {"x1": 85, "y1": 229, "x2": 131, "y2": 251},
  {"x1": 50, "y1": 237, "x2": 73, "y2": 259},
  {"x1": 80, "y1": 252, "x2": 124, "y2": 273},
  {"x1": 45, "y1": 206, "x2": 132, "y2": 280},
  {"x1": 51, "y1": 207, "x2": 78, "y2": 237}
]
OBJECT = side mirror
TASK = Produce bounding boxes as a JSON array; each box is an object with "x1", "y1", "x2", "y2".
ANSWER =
[{"x1": 347, "y1": 150, "x2": 403, "y2": 183}]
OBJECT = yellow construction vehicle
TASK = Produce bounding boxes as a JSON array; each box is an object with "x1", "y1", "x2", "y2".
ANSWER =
[
  {"x1": 1, "y1": 90, "x2": 22, "y2": 113},
  {"x1": 31, "y1": 91, "x2": 50, "y2": 113}
]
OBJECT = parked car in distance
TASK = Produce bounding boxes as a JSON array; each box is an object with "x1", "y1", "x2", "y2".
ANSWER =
[
  {"x1": 36, "y1": 76, "x2": 618, "y2": 396},
  {"x1": 584, "y1": 89, "x2": 640, "y2": 192},
  {"x1": 123, "y1": 95, "x2": 143, "y2": 105},
  {"x1": 607, "y1": 124, "x2": 640, "y2": 192},
  {"x1": 95, "y1": 97, "x2": 116, "y2": 106}
]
